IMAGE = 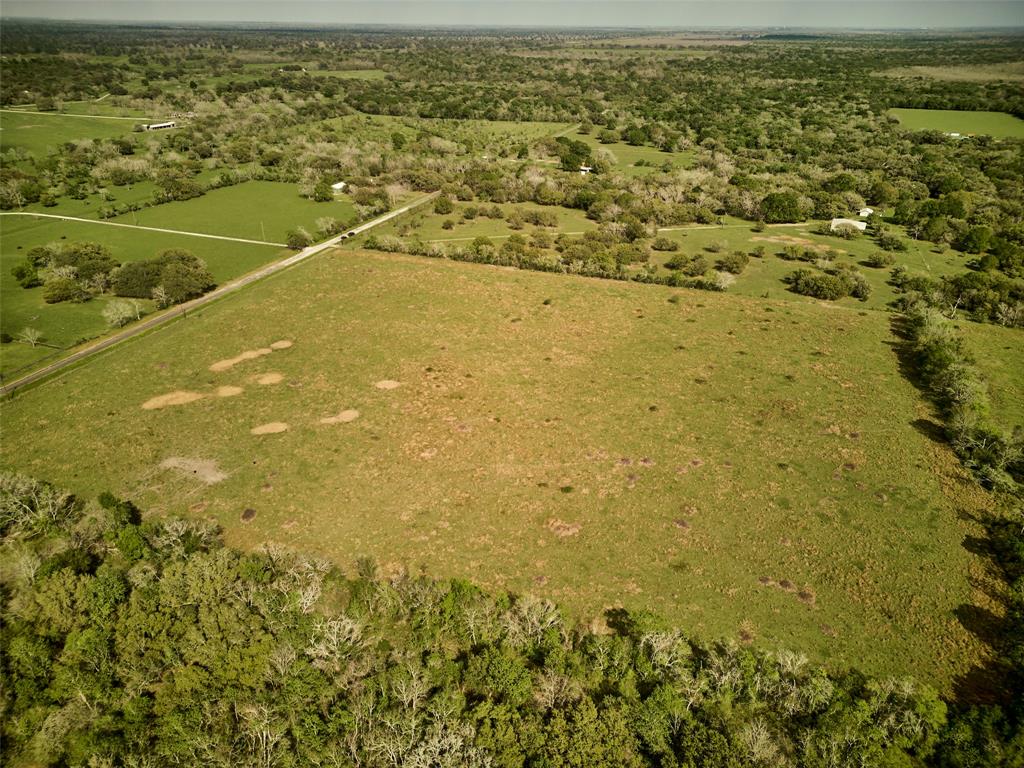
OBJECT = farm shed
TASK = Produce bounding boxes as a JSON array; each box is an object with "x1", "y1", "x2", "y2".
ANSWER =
[
  {"x1": 144, "y1": 121, "x2": 176, "y2": 131},
  {"x1": 859, "y1": 207, "x2": 874, "y2": 217},
  {"x1": 331, "y1": 181, "x2": 348, "y2": 191}
]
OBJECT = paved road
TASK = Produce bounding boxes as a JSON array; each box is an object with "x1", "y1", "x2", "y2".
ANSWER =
[
  {"x1": 1, "y1": 211, "x2": 287, "y2": 247},
  {"x1": 0, "y1": 192, "x2": 438, "y2": 395},
  {"x1": 1, "y1": 108, "x2": 151, "y2": 121}
]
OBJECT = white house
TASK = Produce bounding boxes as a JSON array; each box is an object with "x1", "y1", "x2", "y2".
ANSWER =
[
  {"x1": 144, "y1": 121, "x2": 176, "y2": 131},
  {"x1": 579, "y1": 165, "x2": 593, "y2": 176},
  {"x1": 830, "y1": 218, "x2": 867, "y2": 232},
  {"x1": 331, "y1": 181, "x2": 348, "y2": 192},
  {"x1": 858, "y1": 207, "x2": 874, "y2": 218}
]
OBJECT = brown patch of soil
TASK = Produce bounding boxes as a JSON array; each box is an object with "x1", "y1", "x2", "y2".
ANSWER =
[
  {"x1": 241, "y1": 508, "x2": 256, "y2": 522},
  {"x1": 320, "y1": 409, "x2": 360, "y2": 425},
  {"x1": 251, "y1": 422, "x2": 289, "y2": 435},
  {"x1": 374, "y1": 379, "x2": 402, "y2": 390},
  {"x1": 209, "y1": 348, "x2": 273, "y2": 373},
  {"x1": 547, "y1": 518, "x2": 581, "y2": 538},
  {"x1": 160, "y1": 457, "x2": 227, "y2": 484},
  {"x1": 798, "y1": 586, "x2": 817, "y2": 606},
  {"x1": 142, "y1": 391, "x2": 204, "y2": 410},
  {"x1": 216, "y1": 385, "x2": 244, "y2": 397},
  {"x1": 256, "y1": 372, "x2": 284, "y2": 385},
  {"x1": 269, "y1": 340, "x2": 293, "y2": 350}
]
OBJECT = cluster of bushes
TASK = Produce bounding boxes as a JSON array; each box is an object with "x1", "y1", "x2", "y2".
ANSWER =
[
  {"x1": 10, "y1": 242, "x2": 120, "y2": 304},
  {"x1": 4, "y1": 472, "x2": 1012, "y2": 768},
  {"x1": 786, "y1": 265, "x2": 871, "y2": 301},
  {"x1": 110, "y1": 248, "x2": 215, "y2": 307},
  {"x1": 893, "y1": 269, "x2": 1024, "y2": 328}
]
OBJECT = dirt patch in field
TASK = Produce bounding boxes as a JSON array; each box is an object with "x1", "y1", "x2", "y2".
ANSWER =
[
  {"x1": 209, "y1": 348, "x2": 273, "y2": 373},
  {"x1": 320, "y1": 409, "x2": 360, "y2": 424},
  {"x1": 751, "y1": 235, "x2": 843, "y2": 254},
  {"x1": 251, "y1": 422, "x2": 289, "y2": 435},
  {"x1": 241, "y1": 508, "x2": 257, "y2": 522},
  {"x1": 159, "y1": 457, "x2": 227, "y2": 484},
  {"x1": 270, "y1": 340, "x2": 293, "y2": 350},
  {"x1": 547, "y1": 518, "x2": 581, "y2": 538},
  {"x1": 142, "y1": 391, "x2": 205, "y2": 410},
  {"x1": 256, "y1": 372, "x2": 284, "y2": 385},
  {"x1": 216, "y1": 385, "x2": 244, "y2": 397},
  {"x1": 375, "y1": 380, "x2": 402, "y2": 390}
]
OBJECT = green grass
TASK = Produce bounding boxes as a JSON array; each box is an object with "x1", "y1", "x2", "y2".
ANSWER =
[
  {"x1": 0, "y1": 248, "x2": 991, "y2": 690},
  {"x1": 881, "y1": 63, "x2": 1024, "y2": 82},
  {"x1": 576, "y1": 132, "x2": 695, "y2": 176},
  {"x1": 110, "y1": 181, "x2": 357, "y2": 243},
  {"x1": 0, "y1": 110, "x2": 143, "y2": 157},
  {"x1": 958, "y1": 320, "x2": 1024, "y2": 433},
  {"x1": 647, "y1": 222, "x2": 969, "y2": 310},
  {"x1": 0, "y1": 215, "x2": 284, "y2": 378},
  {"x1": 888, "y1": 108, "x2": 1024, "y2": 139},
  {"x1": 306, "y1": 69, "x2": 388, "y2": 79}
]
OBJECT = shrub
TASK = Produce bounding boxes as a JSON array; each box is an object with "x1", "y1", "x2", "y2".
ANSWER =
[
  {"x1": 286, "y1": 228, "x2": 313, "y2": 249},
  {"x1": 865, "y1": 251, "x2": 895, "y2": 268},
  {"x1": 651, "y1": 237, "x2": 679, "y2": 252},
  {"x1": 786, "y1": 269, "x2": 848, "y2": 301},
  {"x1": 705, "y1": 239, "x2": 728, "y2": 253},
  {"x1": 716, "y1": 251, "x2": 749, "y2": 275},
  {"x1": 43, "y1": 277, "x2": 89, "y2": 304},
  {"x1": 434, "y1": 195, "x2": 454, "y2": 215},
  {"x1": 112, "y1": 261, "x2": 163, "y2": 298},
  {"x1": 877, "y1": 230, "x2": 908, "y2": 252},
  {"x1": 11, "y1": 260, "x2": 42, "y2": 288}
]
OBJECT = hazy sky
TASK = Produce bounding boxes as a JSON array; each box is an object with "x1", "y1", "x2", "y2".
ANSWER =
[{"x1": 3, "y1": 1, "x2": 1023, "y2": 29}]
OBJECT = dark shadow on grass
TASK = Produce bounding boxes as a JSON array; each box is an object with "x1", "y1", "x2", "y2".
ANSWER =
[{"x1": 910, "y1": 417, "x2": 947, "y2": 444}]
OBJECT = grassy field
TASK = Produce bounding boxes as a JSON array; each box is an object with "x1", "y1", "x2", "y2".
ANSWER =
[
  {"x1": 110, "y1": 181, "x2": 357, "y2": 243},
  {"x1": 0, "y1": 110, "x2": 143, "y2": 156},
  {"x1": 888, "y1": 108, "x2": 1024, "y2": 138},
  {"x1": 0, "y1": 215, "x2": 284, "y2": 377},
  {"x1": 647, "y1": 221, "x2": 969, "y2": 310},
  {"x1": 881, "y1": 62, "x2": 1024, "y2": 82},
  {"x1": 577, "y1": 132, "x2": 695, "y2": 176},
  {"x1": 958, "y1": 320, "x2": 1024, "y2": 433},
  {"x1": 0, "y1": 248, "x2": 993, "y2": 690}
]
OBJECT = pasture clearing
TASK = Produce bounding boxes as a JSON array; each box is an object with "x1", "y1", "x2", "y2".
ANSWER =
[
  {"x1": 881, "y1": 62, "x2": 1024, "y2": 82},
  {"x1": 576, "y1": 132, "x2": 695, "y2": 175},
  {"x1": 110, "y1": 181, "x2": 356, "y2": 243},
  {"x1": 0, "y1": 110, "x2": 143, "y2": 156},
  {"x1": 887, "y1": 108, "x2": 1024, "y2": 138},
  {"x1": 0, "y1": 248, "x2": 994, "y2": 690},
  {"x1": 372, "y1": 201, "x2": 596, "y2": 242},
  {"x1": 0, "y1": 215, "x2": 283, "y2": 377},
  {"x1": 958, "y1": 320, "x2": 1024, "y2": 434}
]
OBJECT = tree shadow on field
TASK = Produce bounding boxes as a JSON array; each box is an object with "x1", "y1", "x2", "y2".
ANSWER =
[{"x1": 886, "y1": 315, "x2": 1019, "y2": 704}]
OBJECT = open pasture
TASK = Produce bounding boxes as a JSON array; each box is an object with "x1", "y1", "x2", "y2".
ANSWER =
[
  {"x1": 958, "y1": 320, "x2": 1024, "y2": 434},
  {"x1": 0, "y1": 248, "x2": 991, "y2": 689},
  {"x1": 881, "y1": 62, "x2": 1024, "y2": 82},
  {"x1": 110, "y1": 181, "x2": 356, "y2": 243},
  {"x1": 577, "y1": 132, "x2": 694, "y2": 175},
  {"x1": 887, "y1": 108, "x2": 1024, "y2": 138},
  {"x1": 0, "y1": 215, "x2": 283, "y2": 377},
  {"x1": 0, "y1": 109, "x2": 142, "y2": 156}
]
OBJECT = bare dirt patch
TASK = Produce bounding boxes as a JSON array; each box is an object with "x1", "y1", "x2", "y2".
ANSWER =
[
  {"x1": 142, "y1": 391, "x2": 205, "y2": 410},
  {"x1": 209, "y1": 348, "x2": 273, "y2": 373},
  {"x1": 255, "y1": 372, "x2": 284, "y2": 385},
  {"x1": 159, "y1": 457, "x2": 227, "y2": 484},
  {"x1": 241, "y1": 508, "x2": 257, "y2": 522},
  {"x1": 251, "y1": 422, "x2": 289, "y2": 435},
  {"x1": 375, "y1": 380, "x2": 402, "y2": 390},
  {"x1": 216, "y1": 385, "x2": 244, "y2": 397},
  {"x1": 320, "y1": 409, "x2": 360, "y2": 424},
  {"x1": 270, "y1": 340, "x2": 294, "y2": 350},
  {"x1": 547, "y1": 518, "x2": 581, "y2": 538},
  {"x1": 751, "y1": 235, "x2": 842, "y2": 255}
]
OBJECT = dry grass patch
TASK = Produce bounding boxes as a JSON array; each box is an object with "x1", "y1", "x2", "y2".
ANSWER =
[
  {"x1": 141, "y1": 391, "x2": 205, "y2": 410},
  {"x1": 251, "y1": 422, "x2": 289, "y2": 435},
  {"x1": 216, "y1": 385, "x2": 244, "y2": 397},
  {"x1": 159, "y1": 457, "x2": 228, "y2": 484},
  {"x1": 256, "y1": 372, "x2": 284, "y2": 385},
  {"x1": 374, "y1": 379, "x2": 402, "y2": 390},
  {"x1": 320, "y1": 409, "x2": 360, "y2": 424}
]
